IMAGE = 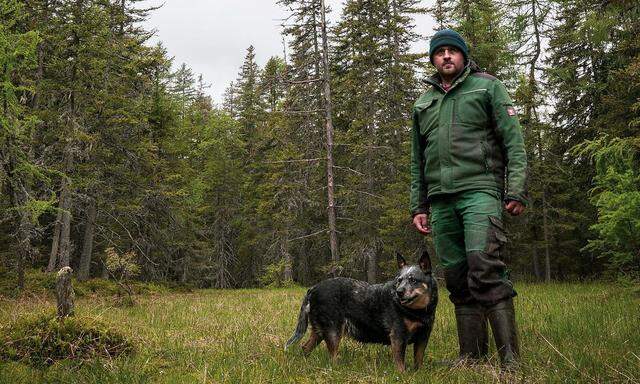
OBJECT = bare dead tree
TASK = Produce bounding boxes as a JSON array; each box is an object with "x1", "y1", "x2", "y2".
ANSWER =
[
  {"x1": 319, "y1": 0, "x2": 340, "y2": 274},
  {"x1": 56, "y1": 266, "x2": 75, "y2": 318}
]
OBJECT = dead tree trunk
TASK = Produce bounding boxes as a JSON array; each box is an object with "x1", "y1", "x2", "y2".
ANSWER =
[
  {"x1": 319, "y1": 0, "x2": 339, "y2": 274},
  {"x1": 542, "y1": 190, "x2": 551, "y2": 282},
  {"x1": 365, "y1": 246, "x2": 377, "y2": 283},
  {"x1": 4, "y1": 147, "x2": 36, "y2": 289},
  {"x1": 48, "y1": 128, "x2": 76, "y2": 271},
  {"x1": 532, "y1": 227, "x2": 541, "y2": 280},
  {"x1": 47, "y1": 207, "x2": 63, "y2": 272},
  {"x1": 57, "y1": 178, "x2": 73, "y2": 269},
  {"x1": 9, "y1": 188, "x2": 34, "y2": 290},
  {"x1": 56, "y1": 266, "x2": 75, "y2": 318},
  {"x1": 181, "y1": 254, "x2": 189, "y2": 284},
  {"x1": 15, "y1": 210, "x2": 34, "y2": 290},
  {"x1": 101, "y1": 258, "x2": 109, "y2": 279},
  {"x1": 78, "y1": 197, "x2": 96, "y2": 280},
  {"x1": 282, "y1": 234, "x2": 293, "y2": 281}
]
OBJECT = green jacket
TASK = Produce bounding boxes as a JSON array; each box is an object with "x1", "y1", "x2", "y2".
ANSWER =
[{"x1": 410, "y1": 66, "x2": 528, "y2": 216}]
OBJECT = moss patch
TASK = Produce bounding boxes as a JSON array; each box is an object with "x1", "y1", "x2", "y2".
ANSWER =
[{"x1": 1, "y1": 313, "x2": 133, "y2": 367}]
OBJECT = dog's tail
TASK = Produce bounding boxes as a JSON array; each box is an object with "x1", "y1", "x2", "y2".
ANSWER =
[{"x1": 284, "y1": 289, "x2": 312, "y2": 350}]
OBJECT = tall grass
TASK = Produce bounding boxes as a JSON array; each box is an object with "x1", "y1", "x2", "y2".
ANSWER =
[{"x1": 0, "y1": 283, "x2": 638, "y2": 383}]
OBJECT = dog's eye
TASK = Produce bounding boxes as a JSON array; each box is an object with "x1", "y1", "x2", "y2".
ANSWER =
[{"x1": 409, "y1": 277, "x2": 416, "y2": 283}]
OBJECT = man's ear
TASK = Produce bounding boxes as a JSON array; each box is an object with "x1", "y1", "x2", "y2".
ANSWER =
[
  {"x1": 396, "y1": 252, "x2": 407, "y2": 270},
  {"x1": 418, "y1": 249, "x2": 432, "y2": 274}
]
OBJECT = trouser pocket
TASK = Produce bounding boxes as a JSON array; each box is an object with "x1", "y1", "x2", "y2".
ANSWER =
[
  {"x1": 467, "y1": 216, "x2": 514, "y2": 304},
  {"x1": 485, "y1": 216, "x2": 507, "y2": 257}
]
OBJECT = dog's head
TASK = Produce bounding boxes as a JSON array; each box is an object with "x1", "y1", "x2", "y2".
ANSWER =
[{"x1": 394, "y1": 250, "x2": 436, "y2": 310}]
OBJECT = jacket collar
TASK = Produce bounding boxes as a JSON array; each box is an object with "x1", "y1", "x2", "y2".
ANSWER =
[{"x1": 423, "y1": 65, "x2": 471, "y2": 94}]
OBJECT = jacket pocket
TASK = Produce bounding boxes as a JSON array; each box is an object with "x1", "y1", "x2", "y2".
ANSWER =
[
  {"x1": 456, "y1": 89, "x2": 489, "y2": 126},
  {"x1": 415, "y1": 97, "x2": 439, "y2": 135}
]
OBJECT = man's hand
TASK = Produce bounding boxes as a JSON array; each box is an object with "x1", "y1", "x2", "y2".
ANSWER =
[
  {"x1": 412, "y1": 213, "x2": 431, "y2": 235},
  {"x1": 505, "y1": 200, "x2": 525, "y2": 216}
]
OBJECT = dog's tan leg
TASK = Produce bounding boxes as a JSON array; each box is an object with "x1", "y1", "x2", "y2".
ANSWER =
[
  {"x1": 390, "y1": 331, "x2": 407, "y2": 372},
  {"x1": 325, "y1": 330, "x2": 342, "y2": 362},
  {"x1": 302, "y1": 328, "x2": 321, "y2": 356},
  {"x1": 413, "y1": 336, "x2": 427, "y2": 370}
]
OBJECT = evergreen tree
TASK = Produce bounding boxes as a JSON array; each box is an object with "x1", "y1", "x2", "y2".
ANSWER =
[
  {"x1": 332, "y1": 0, "x2": 425, "y2": 282},
  {"x1": 445, "y1": 0, "x2": 515, "y2": 76},
  {"x1": 268, "y1": 0, "x2": 335, "y2": 284},
  {"x1": 571, "y1": 0, "x2": 640, "y2": 280},
  {"x1": 235, "y1": 45, "x2": 265, "y2": 143},
  {"x1": 0, "y1": 0, "x2": 43, "y2": 289}
]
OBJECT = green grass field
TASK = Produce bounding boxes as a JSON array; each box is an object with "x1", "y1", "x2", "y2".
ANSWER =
[{"x1": 1, "y1": 282, "x2": 639, "y2": 383}]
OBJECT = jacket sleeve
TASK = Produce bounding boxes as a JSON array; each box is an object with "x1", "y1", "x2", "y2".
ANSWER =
[
  {"x1": 410, "y1": 108, "x2": 430, "y2": 216},
  {"x1": 490, "y1": 80, "x2": 528, "y2": 205}
]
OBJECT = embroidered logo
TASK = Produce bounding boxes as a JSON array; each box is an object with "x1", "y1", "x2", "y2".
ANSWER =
[{"x1": 506, "y1": 106, "x2": 517, "y2": 116}]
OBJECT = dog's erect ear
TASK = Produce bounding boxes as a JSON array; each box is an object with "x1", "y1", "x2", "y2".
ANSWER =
[
  {"x1": 418, "y1": 249, "x2": 432, "y2": 273},
  {"x1": 396, "y1": 252, "x2": 407, "y2": 270}
]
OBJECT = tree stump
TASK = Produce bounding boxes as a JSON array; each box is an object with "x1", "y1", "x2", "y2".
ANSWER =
[{"x1": 56, "y1": 266, "x2": 75, "y2": 318}]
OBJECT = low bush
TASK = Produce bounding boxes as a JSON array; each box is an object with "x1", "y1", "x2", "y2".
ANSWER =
[
  {"x1": 0, "y1": 268, "x2": 56, "y2": 298},
  {"x1": 0, "y1": 269, "x2": 180, "y2": 299},
  {"x1": 0, "y1": 313, "x2": 133, "y2": 367},
  {"x1": 259, "y1": 259, "x2": 297, "y2": 288},
  {"x1": 74, "y1": 278, "x2": 122, "y2": 297}
]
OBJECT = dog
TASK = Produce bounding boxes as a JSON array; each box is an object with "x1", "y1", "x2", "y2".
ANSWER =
[{"x1": 285, "y1": 250, "x2": 438, "y2": 372}]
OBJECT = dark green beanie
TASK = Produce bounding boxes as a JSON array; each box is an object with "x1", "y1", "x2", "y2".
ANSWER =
[{"x1": 429, "y1": 29, "x2": 469, "y2": 63}]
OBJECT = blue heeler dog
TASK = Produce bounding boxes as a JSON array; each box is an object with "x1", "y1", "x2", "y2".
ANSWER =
[{"x1": 285, "y1": 251, "x2": 438, "y2": 372}]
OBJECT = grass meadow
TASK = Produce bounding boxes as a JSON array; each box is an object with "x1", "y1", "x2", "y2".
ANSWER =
[{"x1": 0, "y1": 282, "x2": 638, "y2": 383}]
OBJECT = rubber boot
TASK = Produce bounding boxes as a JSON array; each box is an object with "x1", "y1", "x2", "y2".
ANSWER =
[
  {"x1": 454, "y1": 303, "x2": 489, "y2": 362},
  {"x1": 486, "y1": 297, "x2": 519, "y2": 369}
]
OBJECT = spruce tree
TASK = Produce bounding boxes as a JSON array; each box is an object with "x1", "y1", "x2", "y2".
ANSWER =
[
  {"x1": 0, "y1": 0, "x2": 42, "y2": 288},
  {"x1": 332, "y1": 0, "x2": 425, "y2": 282}
]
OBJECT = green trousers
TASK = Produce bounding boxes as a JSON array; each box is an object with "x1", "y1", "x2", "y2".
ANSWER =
[{"x1": 430, "y1": 190, "x2": 516, "y2": 305}]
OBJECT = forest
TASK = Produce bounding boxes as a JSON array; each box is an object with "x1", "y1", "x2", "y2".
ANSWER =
[{"x1": 1, "y1": 0, "x2": 639, "y2": 291}]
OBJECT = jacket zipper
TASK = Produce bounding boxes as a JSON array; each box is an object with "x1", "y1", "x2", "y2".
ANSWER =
[{"x1": 450, "y1": 99, "x2": 456, "y2": 168}]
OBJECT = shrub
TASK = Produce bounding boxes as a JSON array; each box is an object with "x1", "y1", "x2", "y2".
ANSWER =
[
  {"x1": 259, "y1": 259, "x2": 296, "y2": 288},
  {"x1": 105, "y1": 248, "x2": 140, "y2": 304},
  {"x1": 0, "y1": 313, "x2": 133, "y2": 367},
  {"x1": 74, "y1": 278, "x2": 121, "y2": 297},
  {"x1": 575, "y1": 137, "x2": 640, "y2": 283},
  {"x1": 0, "y1": 268, "x2": 56, "y2": 298}
]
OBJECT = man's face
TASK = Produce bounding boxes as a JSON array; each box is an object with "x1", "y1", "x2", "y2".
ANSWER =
[{"x1": 432, "y1": 45, "x2": 465, "y2": 78}]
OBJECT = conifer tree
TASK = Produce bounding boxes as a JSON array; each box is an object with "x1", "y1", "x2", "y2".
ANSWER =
[
  {"x1": 0, "y1": 0, "x2": 42, "y2": 288},
  {"x1": 273, "y1": 0, "x2": 338, "y2": 283},
  {"x1": 567, "y1": 0, "x2": 640, "y2": 279},
  {"x1": 332, "y1": 0, "x2": 424, "y2": 282},
  {"x1": 445, "y1": 0, "x2": 515, "y2": 76},
  {"x1": 507, "y1": 0, "x2": 554, "y2": 280},
  {"x1": 235, "y1": 46, "x2": 265, "y2": 144}
]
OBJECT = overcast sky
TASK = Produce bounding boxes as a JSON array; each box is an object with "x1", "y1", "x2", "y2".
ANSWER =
[{"x1": 141, "y1": 1, "x2": 436, "y2": 104}]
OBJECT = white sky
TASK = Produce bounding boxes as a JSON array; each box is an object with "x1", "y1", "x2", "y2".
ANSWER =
[{"x1": 141, "y1": 0, "x2": 436, "y2": 104}]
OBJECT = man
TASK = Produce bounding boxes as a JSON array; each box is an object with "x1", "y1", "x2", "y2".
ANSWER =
[{"x1": 410, "y1": 29, "x2": 527, "y2": 368}]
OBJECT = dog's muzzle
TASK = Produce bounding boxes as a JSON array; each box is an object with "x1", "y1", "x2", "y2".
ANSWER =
[{"x1": 397, "y1": 289, "x2": 418, "y2": 304}]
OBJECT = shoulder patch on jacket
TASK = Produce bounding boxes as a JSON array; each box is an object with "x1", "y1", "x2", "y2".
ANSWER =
[{"x1": 471, "y1": 72, "x2": 497, "y2": 81}]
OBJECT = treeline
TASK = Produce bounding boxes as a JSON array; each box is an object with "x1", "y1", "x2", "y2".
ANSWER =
[{"x1": 1, "y1": 0, "x2": 638, "y2": 290}]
